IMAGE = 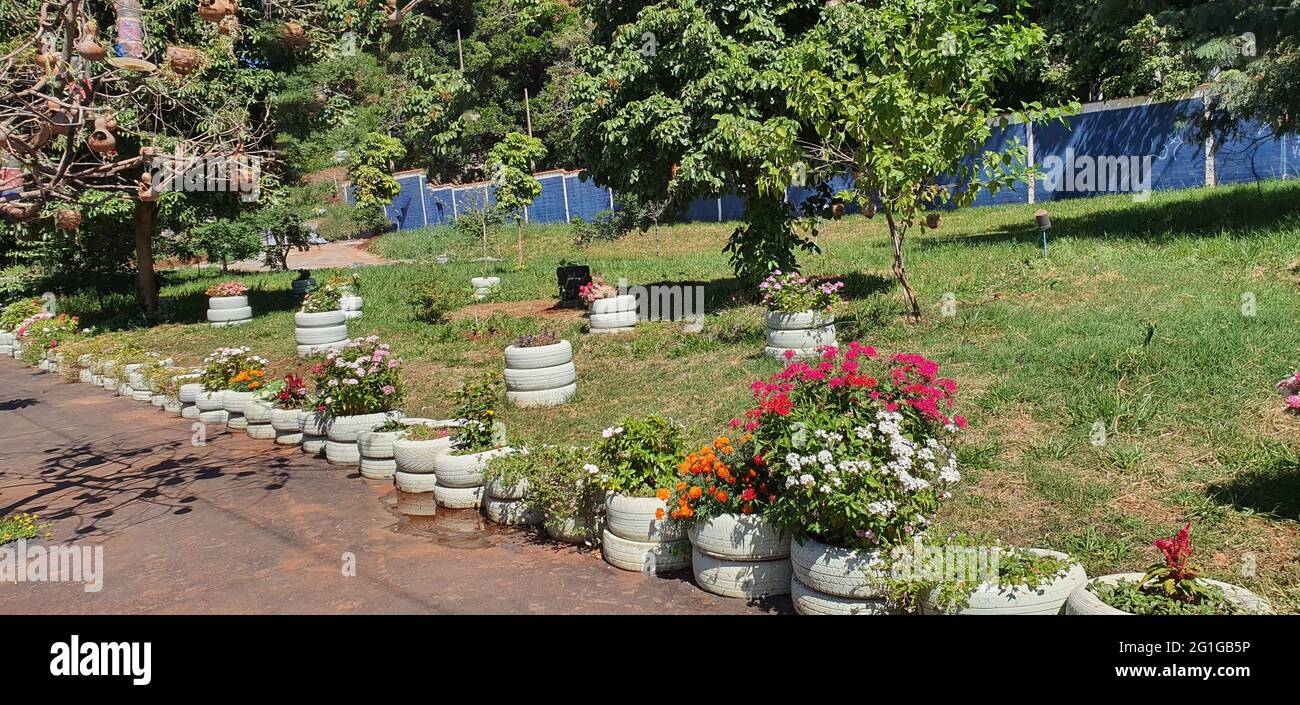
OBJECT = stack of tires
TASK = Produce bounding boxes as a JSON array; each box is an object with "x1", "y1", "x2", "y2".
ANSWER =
[
  {"x1": 294, "y1": 310, "x2": 349, "y2": 358},
  {"x1": 207, "y1": 295, "x2": 253, "y2": 327},
  {"x1": 587, "y1": 294, "x2": 637, "y2": 334},
  {"x1": 688, "y1": 514, "x2": 792, "y2": 599},
  {"x1": 764, "y1": 310, "x2": 837, "y2": 360},
  {"x1": 300, "y1": 410, "x2": 329, "y2": 456},
  {"x1": 430, "y1": 446, "x2": 512, "y2": 510},
  {"x1": 325, "y1": 411, "x2": 404, "y2": 466},
  {"x1": 242, "y1": 397, "x2": 278, "y2": 440},
  {"x1": 504, "y1": 340, "x2": 576, "y2": 407},
  {"x1": 601, "y1": 494, "x2": 691, "y2": 574},
  {"x1": 340, "y1": 294, "x2": 364, "y2": 320},
  {"x1": 471, "y1": 276, "x2": 499, "y2": 301},
  {"x1": 0, "y1": 331, "x2": 13, "y2": 357},
  {"x1": 193, "y1": 389, "x2": 229, "y2": 425},
  {"x1": 223, "y1": 390, "x2": 257, "y2": 430},
  {"x1": 392, "y1": 422, "x2": 457, "y2": 516},
  {"x1": 178, "y1": 382, "x2": 204, "y2": 419},
  {"x1": 789, "y1": 536, "x2": 898, "y2": 615},
  {"x1": 127, "y1": 367, "x2": 153, "y2": 402},
  {"x1": 271, "y1": 407, "x2": 305, "y2": 446},
  {"x1": 483, "y1": 476, "x2": 540, "y2": 526},
  {"x1": 291, "y1": 276, "x2": 316, "y2": 299},
  {"x1": 356, "y1": 426, "x2": 404, "y2": 479}
]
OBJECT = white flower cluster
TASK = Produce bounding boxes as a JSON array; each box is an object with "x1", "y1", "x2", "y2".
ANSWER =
[{"x1": 601, "y1": 426, "x2": 624, "y2": 438}]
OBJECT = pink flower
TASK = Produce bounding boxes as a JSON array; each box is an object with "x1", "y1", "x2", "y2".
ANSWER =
[
  {"x1": 783, "y1": 349, "x2": 795, "y2": 360},
  {"x1": 382, "y1": 385, "x2": 395, "y2": 395},
  {"x1": 1287, "y1": 395, "x2": 1300, "y2": 410}
]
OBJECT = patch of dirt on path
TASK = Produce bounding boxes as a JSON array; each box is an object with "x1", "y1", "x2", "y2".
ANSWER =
[
  {"x1": 449, "y1": 299, "x2": 586, "y2": 322},
  {"x1": 230, "y1": 238, "x2": 406, "y2": 272}
]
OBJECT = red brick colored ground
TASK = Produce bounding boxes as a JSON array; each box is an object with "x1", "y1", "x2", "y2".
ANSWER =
[{"x1": 0, "y1": 359, "x2": 788, "y2": 614}]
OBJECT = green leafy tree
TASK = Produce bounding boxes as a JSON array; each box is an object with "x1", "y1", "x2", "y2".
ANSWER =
[
  {"x1": 180, "y1": 219, "x2": 263, "y2": 272},
  {"x1": 348, "y1": 132, "x2": 406, "y2": 231},
  {"x1": 775, "y1": 0, "x2": 1074, "y2": 321},
  {"x1": 487, "y1": 131, "x2": 546, "y2": 269}
]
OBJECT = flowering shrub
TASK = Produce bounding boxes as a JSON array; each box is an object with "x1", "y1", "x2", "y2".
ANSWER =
[
  {"x1": 17, "y1": 312, "x2": 80, "y2": 365},
  {"x1": 1276, "y1": 372, "x2": 1300, "y2": 413},
  {"x1": 485, "y1": 445, "x2": 604, "y2": 531},
  {"x1": 272, "y1": 373, "x2": 312, "y2": 409},
  {"x1": 0, "y1": 298, "x2": 42, "y2": 330},
  {"x1": 759, "y1": 270, "x2": 844, "y2": 313},
  {"x1": 205, "y1": 281, "x2": 249, "y2": 297},
  {"x1": 1089, "y1": 523, "x2": 1248, "y2": 615},
  {"x1": 740, "y1": 342, "x2": 965, "y2": 549},
  {"x1": 578, "y1": 275, "x2": 617, "y2": 306},
  {"x1": 146, "y1": 365, "x2": 188, "y2": 398},
  {"x1": 593, "y1": 414, "x2": 686, "y2": 497},
  {"x1": 309, "y1": 336, "x2": 404, "y2": 416},
  {"x1": 327, "y1": 272, "x2": 361, "y2": 295},
  {"x1": 200, "y1": 347, "x2": 268, "y2": 392},
  {"x1": 302, "y1": 280, "x2": 344, "y2": 313},
  {"x1": 661, "y1": 434, "x2": 778, "y2": 522},
  {"x1": 228, "y1": 368, "x2": 268, "y2": 392},
  {"x1": 449, "y1": 372, "x2": 505, "y2": 453}
]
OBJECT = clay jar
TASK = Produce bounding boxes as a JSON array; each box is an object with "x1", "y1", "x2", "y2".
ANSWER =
[
  {"x1": 87, "y1": 116, "x2": 116, "y2": 154},
  {"x1": 76, "y1": 20, "x2": 106, "y2": 62}
]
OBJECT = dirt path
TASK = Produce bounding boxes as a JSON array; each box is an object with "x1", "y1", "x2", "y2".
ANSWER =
[
  {"x1": 230, "y1": 238, "x2": 400, "y2": 273},
  {"x1": 0, "y1": 359, "x2": 786, "y2": 614}
]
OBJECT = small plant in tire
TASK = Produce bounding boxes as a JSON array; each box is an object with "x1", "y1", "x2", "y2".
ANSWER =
[
  {"x1": 883, "y1": 536, "x2": 1074, "y2": 613},
  {"x1": 1086, "y1": 523, "x2": 1249, "y2": 615},
  {"x1": 594, "y1": 414, "x2": 685, "y2": 497},
  {"x1": 307, "y1": 336, "x2": 405, "y2": 416},
  {"x1": 447, "y1": 372, "x2": 506, "y2": 454},
  {"x1": 759, "y1": 270, "x2": 843, "y2": 313},
  {"x1": 205, "y1": 280, "x2": 249, "y2": 297},
  {"x1": 301, "y1": 280, "x2": 345, "y2": 313},
  {"x1": 200, "y1": 346, "x2": 269, "y2": 391}
]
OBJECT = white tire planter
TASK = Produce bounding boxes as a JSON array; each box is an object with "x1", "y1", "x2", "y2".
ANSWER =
[
  {"x1": 197, "y1": 409, "x2": 230, "y2": 424},
  {"x1": 360, "y1": 457, "x2": 398, "y2": 479},
  {"x1": 300, "y1": 411, "x2": 328, "y2": 455},
  {"x1": 227, "y1": 415, "x2": 248, "y2": 430},
  {"x1": 164, "y1": 400, "x2": 184, "y2": 416},
  {"x1": 222, "y1": 390, "x2": 258, "y2": 415},
  {"x1": 246, "y1": 423, "x2": 276, "y2": 440},
  {"x1": 207, "y1": 296, "x2": 252, "y2": 326},
  {"x1": 587, "y1": 297, "x2": 637, "y2": 333},
  {"x1": 301, "y1": 436, "x2": 327, "y2": 455},
  {"x1": 589, "y1": 294, "x2": 637, "y2": 315},
  {"x1": 0, "y1": 331, "x2": 12, "y2": 345},
  {"x1": 0, "y1": 345, "x2": 13, "y2": 356},
  {"x1": 601, "y1": 530, "x2": 690, "y2": 574},
  {"x1": 243, "y1": 399, "x2": 275, "y2": 424},
  {"x1": 357, "y1": 429, "x2": 403, "y2": 459},
  {"x1": 392, "y1": 437, "x2": 453, "y2": 474},
  {"x1": 150, "y1": 394, "x2": 167, "y2": 407},
  {"x1": 791, "y1": 576, "x2": 900, "y2": 615},
  {"x1": 920, "y1": 549, "x2": 1087, "y2": 616},
  {"x1": 504, "y1": 340, "x2": 574, "y2": 370},
  {"x1": 294, "y1": 310, "x2": 348, "y2": 357},
  {"x1": 545, "y1": 517, "x2": 597, "y2": 545},
  {"x1": 482, "y1": 496, "x2": 541, "y2": 525},
  {"x1": 101, "y1": 378, "x2": 119, "y2": 390},
  {"x1": 470, "y1": 276, "x2": 499, "y2": 301},
  {"x1": 340, "y1": 295, "x2": 364, "y2": 320},
  {"x1": 431, "y1": 447, "x2": 513, "y2": 488},
  {"x1": 691, "y1": 548, "x2": 792, "y2": 598},
  {"x1": 764, "y1": 310, "x2": 837, "y2": 360},
  {"x1": 178, "y1": 383, "x2": 203, "y2": 403},
  {"x1": 605, "y1": 494, "x2": 684, "y2": 543},
  {"x1": 194, "y1": 391, "x2": 225, "y2": 412},
  {"x1": 688, "y1": 513, "x2": 790, "y2": 561},
  {"x1": 503, "y1": 341, "x2": 577, "y2": 408},
  {"x1": 1064, "y1": 573, "x2": 1272, "y2": 615},
  {"x1": 396, "y1": 491, "x2": 438, "y2": 516},
  {"x1": 433, "y1": 482, "x2": 484, "y2": 509},
  {"x1": 181, "y1": 405, "x2": 200, "y2": 420},
  {"x1": 79, "y1": 369, "x2": 93, "y2": 384},
  {"x1": 325, "y1": 440, "x2": 361, "y2": 465},
  {"x1": 325, "y1": 411, "x2": 403, "y2": 442},
  {"x1": 790, "y1": 535, "x2": 889, "y2": 599},
  {"x1": 395, "y1": 470, "x2": 440, "y2": 494},
  {"x1": 271, "y1": 408, "x2": 305, "y2": 446},
  {"x1": 485, "y1": 476, "x2": 528, "y2": 501}
]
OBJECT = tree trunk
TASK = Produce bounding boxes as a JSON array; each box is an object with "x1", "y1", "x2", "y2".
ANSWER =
[
  {"x1": 133, "y1": 200, "x2": 159, "y2": 315},
  {"x1": 481, "y1": 214, "x2": 489, "y2": 277},
  {"x1": 885, "y1": 211, "x2": 922, "y2": 322},
  {"x1": 515, "y1": 218, "x2": 523, "y2": 269},
  {"x1": 654, "y1": 220, "x2": 661, "y2": 258}
]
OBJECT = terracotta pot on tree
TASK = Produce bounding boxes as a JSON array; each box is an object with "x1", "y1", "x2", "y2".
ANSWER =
[
  {"x1": 282, "y1": 21, "x2": 308, "y2": 49},
  {"x1": 55, "y1": 209, "x2": 82, "y2": 231},
  {"x1": 166, "y1": 47, "x2": 200, "y2": 76},
  {"x1": 76, "y1": 20, "x2": 106, "y2": 62},
  {"x1": 198, "y1": 0, "x2": 231, "y2": 22},
  {"x1": 87, "y1": 116, "x2": 116, "y2": 153}
]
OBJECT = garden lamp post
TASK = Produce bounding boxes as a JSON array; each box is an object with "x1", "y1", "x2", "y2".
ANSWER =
[{"x1": 1035, "y1": 209, "x2": 1051, "y2": 257}]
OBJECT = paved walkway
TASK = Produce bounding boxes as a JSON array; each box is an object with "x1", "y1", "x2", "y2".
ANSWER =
[{"x1": 0, "y1": 359, "x2": 786, "y2": 614}]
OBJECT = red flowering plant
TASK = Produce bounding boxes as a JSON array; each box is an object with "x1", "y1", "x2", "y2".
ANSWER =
[
  {"x1": 1087, "y1": 523, "x2": 1258, "y2": 614},
  {"x1": 740, "y1": 342, "x2": 966, "y2": 551},
  {"x1": 269, "y1": 373, "x2": 312, "y2": 409},
  {"x1": 308, "y1": 336, "x2": 405, "y2": 416},
  {"x1": 659, "y1": 434, "x2": 779, "y2": 523}
]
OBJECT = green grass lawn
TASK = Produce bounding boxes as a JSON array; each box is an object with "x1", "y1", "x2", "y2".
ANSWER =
[{"x1": 84, "y1": 180, "x2": 1300, "y2": 611}]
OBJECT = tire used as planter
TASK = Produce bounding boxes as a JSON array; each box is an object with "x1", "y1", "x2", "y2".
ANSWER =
[
  {"x1": 271, "y1": 407, "x2": 305, "y2": 445},
  {"x1": 470, "y1": 276, "x2": 499, "y2": 301},
  {"x1": 788, "y1": 535, "x2": 896, "y2": 615},
  {"x1": 605, "y1": 494, "x2": 684, "y2": 543},
  {"x1": 294, "y1": 310, "x2": 348, "y2": 358},
  {"x1": 1064, "y1": 573, "x2": 1273, "y2": 615},
  {"x1": 504, "y1": 340, "x2": 577, "y2": 408},
  {"x1": 920, "y1": 549, "x2": 1087, "y2": 616},
  {"x1": 764, "y1": 310, "x2": 837, "y2": 360},
  {"x1": 790, "y1": 575, "x2": 901, "y2": 616},
  {"x1": 325, "y1": 440, "x2": 361, "y2": 465},
  {"x1": 687, "y1": 513, "x2": 792, "y2": 599},
  {"x1": 433, "y1": 482, "x2": 484, "y2": 509},
  {"x1": 246, "y1": 423, "x2": 277, "y2": 440},
  {"x1": 300, "y1": 410, "x2": 329, "y2": 456},
  {"x1": 545, "y1": 517, "x2": 597, "y2": 545},
  {"x1": 340, "y1": 294, "x2": 364, "y2": 320},
  {"x1": 395, "y1": 470, "x2": 439, "y2": 494},
  {"x1": 430, "y1": 447, "x2": 512, "y2": 489},
  {"x1": 587, "y1": 295, "x2": 637, "y2": 334},
  {"x1": 601, "y1": 529, "x2": 690, "y2": 574},
  {"x1": 207, "y1": 295, "x2": 253, "y2": 326},
  {"x1": 482, "y1": 496, "x2": 541, "y2": 525},
  {"x1": 194, "y1": 391, "x2": 225, "y2": 412},
  {"x1": 392, "y1": 436, "x2": 453, "y2": 474}
]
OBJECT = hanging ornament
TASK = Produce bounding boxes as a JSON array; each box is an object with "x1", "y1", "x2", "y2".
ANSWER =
[
  {"x1": 281, "y1": 21, "x2": 309, "y2": 50},
  {"x1": 199, "y1": 0, "x2": 232, "y2": 22},
  {"x1": 137, "y1": 173, "x2": 159, "y2": 202},
  {"x1": 45, "y1": 99, "x2": 80, "y2": 136},
  {"x1": 925, "y1": 213, "x2": 942, "y2": 229},
  {"x1": 55, "y1": 209, "x2": 82, "y2": 231},
  {"x1": 87, "y1": 115, "x2": 117, "y2": 153},
  {"x1": 28, "y1": 122, "x2": 53, "y2": 150},
  {"x1": 218, "y1": 14, "x2": 240, "y2": 35},
  {"x1": 166, "y1": 46, "x2": 201, "y2": 76},
  {"x1": 76, "y1": 20, "x2": 107, "y2": 62},
  {"x1": 106, "y1": 1, "x2": 157, "y2": 72}
]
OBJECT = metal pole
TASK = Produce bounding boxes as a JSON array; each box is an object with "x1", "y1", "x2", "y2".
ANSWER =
[{"x1": 457, "y1": 30, "x2": 464, "y2": 72}]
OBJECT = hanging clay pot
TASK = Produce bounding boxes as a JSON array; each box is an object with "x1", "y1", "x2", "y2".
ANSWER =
[
  {"x1": 925, "y1": 213, "x2": 941, "y2": 229},
  {"x1": 217, "y1": 14, "x2": 239, "y2": 35},
  {"x1": 166, "y1": 46, "x2": 201, "y2": 76},
  {"x1": 138, "y1": 173, "x2": 159, "y2": 202},
  {"x1": 198, "y1": 0, "x2": 230, "y2": 22},
  {"x1": 1, "y1": 203, "x2": 39, "y2": 222},
  {"x1": 33, "y1": 46, "x2": 54, "y2": 70},
  {"x1": 282, "y1": 21, "x2": 309, "y2": 49},
  {"x1": 45, "y1": 99, "x2": 79, "y2": 135},
  {"x1": 87, "y1": 116, "x2": 116, "y2": 154},
  {"x1": 28, "y1": 122, "x2": 53, "y2": 150},
  {"x1": 55, "y1": 209, "x2": 82, "y2": 231},
  {"x1": 76, "y1": 20, "x2": 107, "y2": 62},
  {"x1": 863, "y1": 201, "x2": 877, "y2": 219}
]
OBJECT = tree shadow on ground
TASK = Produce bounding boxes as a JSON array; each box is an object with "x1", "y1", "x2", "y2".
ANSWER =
[
  {"x1": 1206, "y1": 455, "x2": 1300, "y2": 523},
  {"x1": 917, "y1": 182, "x2": 1300, "y2": 252},
  {"x1": 0, "y1": 397, "x2": 39, "y2": 411}
]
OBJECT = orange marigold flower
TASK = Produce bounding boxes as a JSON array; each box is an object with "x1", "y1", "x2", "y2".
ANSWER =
[
  {"x1": 688, "y1": 486, "x2": 703, "y2": 499},
  {"x1": 715, "y1": 490, "x2": 729, "y2": 503},
  {"x1": 676, "y1": 481, "x2": 686, "y2": 491},
  {"x1": 655, "y1": 508, "x2": 665, "y2": 520},
  {"x1": 655, "y1": 488, "x2": 670, "y2": 501}
]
